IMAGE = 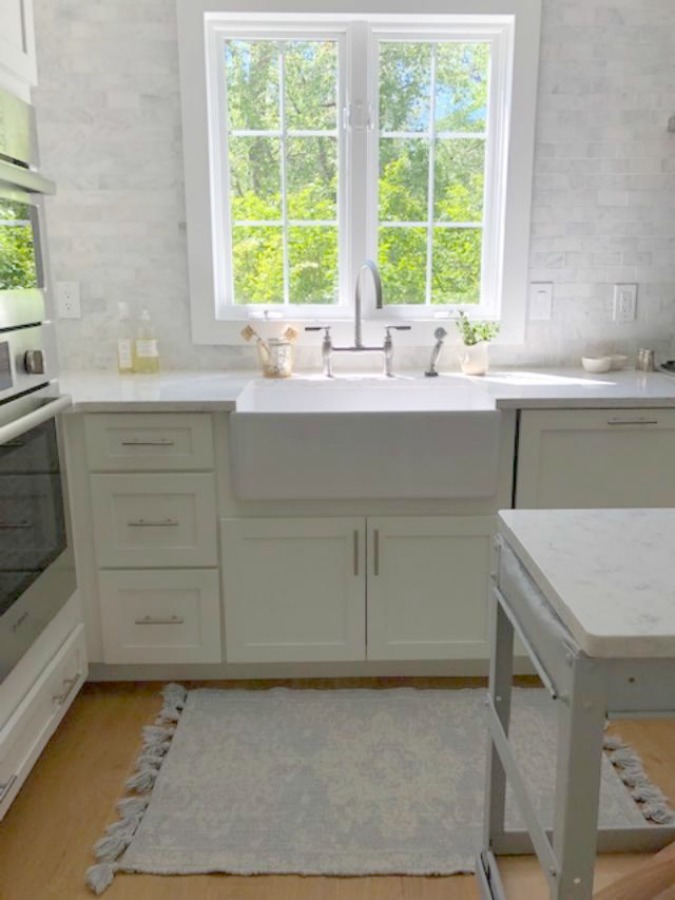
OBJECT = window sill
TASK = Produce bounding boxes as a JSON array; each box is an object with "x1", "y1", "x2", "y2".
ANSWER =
[{"x1": 191, "y1": 312, "x2": 523, "y2": 347}]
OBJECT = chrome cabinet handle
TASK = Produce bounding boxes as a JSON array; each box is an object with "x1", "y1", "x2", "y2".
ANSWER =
[
  {"x1": 0, "y1": 522, "x2": 32, "y2": 529},
  {"x1": 120, "y1": 439, "x2": 175, "y2": 446},
  {"x1": 373, "y1": 529, "x2": 380, "y2": 576},
  {"x1": 353, "y1": 529, "x2": 359, "y2": 576},
  {"x1": 134, "y1": 615, "x2": 184, "y2": 626},
  {"x1": 0, "y1": 775, "x2": 17, "y2": 805},
  {"x1": 127, "y1": 518, "x2": 179, "y2": 527},
  {"x1": 52, "y1": 673, "x2": 80, "y2": 706},
  {"x1": 607, "y1": 416, "x2": 659, "y2": 426}
]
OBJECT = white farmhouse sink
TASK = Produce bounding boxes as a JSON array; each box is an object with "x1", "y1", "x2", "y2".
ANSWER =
[{"x1": 229, "y1": 377, "x2": 501, "y2": 500}]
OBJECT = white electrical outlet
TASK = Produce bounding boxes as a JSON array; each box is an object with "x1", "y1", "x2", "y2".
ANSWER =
[
  {"x1": 528, "y1": 282, "x2": 553, "y2": 321},
  {"x1": 613, "y1": 284, "x2": 637, "y2": 322},
  {"x1": 56, "y1": 281, "x2": 82, "y2": 319}
]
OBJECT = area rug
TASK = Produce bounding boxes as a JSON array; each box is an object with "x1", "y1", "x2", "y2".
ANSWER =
[{"x1": 86, "y1": 684, "x2": 674, "y2": 894}]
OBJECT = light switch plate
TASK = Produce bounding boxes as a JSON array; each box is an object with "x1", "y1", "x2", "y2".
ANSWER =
[
  {"x1": 613, "y1": 284, "x2": 637, "y2": 322},
  {"x1": 529, "y1": 282, "x2": 553, "y2": 321}
]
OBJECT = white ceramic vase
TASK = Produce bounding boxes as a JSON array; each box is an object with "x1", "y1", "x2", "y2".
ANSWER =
[{"x1": 459, "y1": 341, "x2": 489, "y2": 375}]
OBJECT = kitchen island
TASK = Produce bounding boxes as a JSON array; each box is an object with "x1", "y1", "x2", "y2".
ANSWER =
[{"x1": 479, "y1": 508, "x2": 675, "y2": 899}]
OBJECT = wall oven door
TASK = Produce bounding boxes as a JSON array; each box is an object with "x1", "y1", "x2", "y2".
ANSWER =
[
  {"x1": 0, "y1": 392, "x2": 75, "y2": 682},
  {"x1": 0, "y1": 183, "x2": 47, "y2": 330}
]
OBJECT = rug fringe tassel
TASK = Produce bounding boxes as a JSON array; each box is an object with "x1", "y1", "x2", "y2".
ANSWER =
[
  {"x1": 85, "y1": 863, "x2": 118, "y2": 895},
  {"x1": 85, "y1": 684, "x2": 188, "y2": 894},
  {"x1": 604, "y1": 732, "x2": 675, "y2": 825}
]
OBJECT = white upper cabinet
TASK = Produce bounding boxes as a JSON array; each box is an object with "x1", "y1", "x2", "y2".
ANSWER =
[{"x1": 0, "y1": 0, "x2": 37, "y2": 86}]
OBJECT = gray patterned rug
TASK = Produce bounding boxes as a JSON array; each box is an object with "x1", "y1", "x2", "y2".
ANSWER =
[{"x1": 86, "y1": 685, "x2": 673, "y2": 894}]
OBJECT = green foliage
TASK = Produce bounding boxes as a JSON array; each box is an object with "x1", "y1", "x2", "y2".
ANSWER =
[
  {"x1": 0, "y1": 201, "x2": 38, "y2": 290},
  {"x1": 224, "y1": 38, "x2": 488, "y2": 307},
  {"x1": 455, "y1": 309, "x2": 499, "y2": 345}
]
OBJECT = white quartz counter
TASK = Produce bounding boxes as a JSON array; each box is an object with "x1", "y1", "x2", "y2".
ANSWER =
[
  {"x1": 499, "y1": 508, "x2": 675, "y2": 658},
  {"x1": 58, "y1": 367, "x2": 675, "y2": 412},
  {"x1": 58, "y1": 371, "x2": 249, "y2": 412}
]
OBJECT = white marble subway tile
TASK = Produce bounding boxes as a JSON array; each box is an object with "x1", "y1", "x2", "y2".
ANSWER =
[{"x1": 31, "y1": 0, "x2": 675, "y2": 371}]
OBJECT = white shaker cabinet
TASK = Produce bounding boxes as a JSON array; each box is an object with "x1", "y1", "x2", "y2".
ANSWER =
[
  {"x1": 80, "y1": 413, "x2": 222, "y2": 665},
  {"x1": 516, "y1": 409, "x2": 675, "y2": 508},
  {"x1": 366, "y1": 517, "x2": 494, "y2": 661},
  {"x1": 0, "y1": 0, "x2": 37, "y2": 86},
  {"x1": 221, "y1": 518, "x2": 366, "y2": 663},
  {"x1": 221, "y1": 515, "x2": 495, "y2": 664}
]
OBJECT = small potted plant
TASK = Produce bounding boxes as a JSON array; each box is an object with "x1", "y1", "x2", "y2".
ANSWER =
[{"x1": 456, "y1": 311, "x2": 500, "y2": 375}]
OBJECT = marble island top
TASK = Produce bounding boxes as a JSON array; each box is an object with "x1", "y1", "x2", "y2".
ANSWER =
[
  {"x1": 58, "y1": 367, "x2": 675, "y2": 412},
  {"x1": 499, "y1": 508, "x2": 675, "y2": 658}
]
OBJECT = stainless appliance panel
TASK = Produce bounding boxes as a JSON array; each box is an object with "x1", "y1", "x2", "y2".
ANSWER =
[
  {"x1": 0, "y1": 391, "x2": 75, "y2": 681},
  {"x1": 0, "y1": 325, "x2": 54, "y2": 404}
]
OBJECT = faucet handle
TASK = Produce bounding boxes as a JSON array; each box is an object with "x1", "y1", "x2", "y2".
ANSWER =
[
  {"x1": 385, "y1": 325, "x2": 412, "y2": 333},
  {"x1": 305, "y1": 325, "x2": 332, "y2": 342}
]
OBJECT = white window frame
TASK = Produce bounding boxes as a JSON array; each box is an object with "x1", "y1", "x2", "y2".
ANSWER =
[{"x1": 176, "y1": 0, "x2": 542, "y2": 346}]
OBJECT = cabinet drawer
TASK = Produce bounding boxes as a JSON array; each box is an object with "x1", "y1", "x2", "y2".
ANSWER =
[
  {"x1": 91, "y1": 473, "x2": 218, "y2": 567},
  {"x1": 99, "y1": 570, "x2": 221, "y2": 664},
  {"x1": 0, "y1": 625, "x2": 87, "y2": 819},
  {"x1": 84, "y1": 413, "x2": 214, "y2": 471},
  {"x1": 517, "y1": 408, "x2": 675, "y2": 508}
]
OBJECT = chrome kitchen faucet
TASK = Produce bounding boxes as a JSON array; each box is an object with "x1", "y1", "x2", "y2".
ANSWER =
[{"x1": 306, "y1": 260, "x2": 410, "y2": 377}]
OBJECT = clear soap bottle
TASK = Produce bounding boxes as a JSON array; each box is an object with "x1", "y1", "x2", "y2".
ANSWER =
[
  {"x1": 134, "y1": 307, "x2": 160, "y2": 374},
  {"x1": 116, "y1": 302, "x2": 134, "y2": 374}
]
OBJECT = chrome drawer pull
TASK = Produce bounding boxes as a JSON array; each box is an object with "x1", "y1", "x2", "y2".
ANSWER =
[
  {"x1": 0, "y1": 775, "x2": 17, "y2": 805},
  {"x1": 0, "y1": 521, "x2": 32, "y2": 529},
  {"x1": 607, "y1": 417, "x2": 659, "y2": 426},
  {"x1": 134, "y1": 615, "x2": 185, "y2": 626},
  {"x1": 52, "y1": 673, "x2": 80, "y2": 706},
  {"x1": 120, "y1": 439, "x2": 175, "y2": 446},
  {"x1": 127, "y1": 518, "x2": 179, "y2": 527}
]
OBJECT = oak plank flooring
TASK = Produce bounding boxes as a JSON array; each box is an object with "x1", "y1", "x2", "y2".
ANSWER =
[{"x1": 0, "y1": 679, "x2": 673, "y2": 900}]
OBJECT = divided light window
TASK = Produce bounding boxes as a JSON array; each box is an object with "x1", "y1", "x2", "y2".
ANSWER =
[
  {"x1": 210, "y1": 20, "x2": 507, "y2": 319},
  {"x1": 223, "y1": 37, "x2": 342, "y2": 307}
]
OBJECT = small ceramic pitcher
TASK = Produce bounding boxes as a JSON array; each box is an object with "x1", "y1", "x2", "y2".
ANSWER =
[{"x1": 459, "y1": 341, "x2": 489, "y2": 376}]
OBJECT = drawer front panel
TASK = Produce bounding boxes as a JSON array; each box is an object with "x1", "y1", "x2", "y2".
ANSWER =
[
  {"x1": 98, "y1": 570, "x2": 221, "y2": 664},
  {"x1": 0, "y1": 625, "x2": 87, "y2": 819},
  {"x1": 91, "y1": 474, "x2": 217, "y2": 567},
  {"x1": 84, "y1": 414, "x2": 214, "y2": 471}
]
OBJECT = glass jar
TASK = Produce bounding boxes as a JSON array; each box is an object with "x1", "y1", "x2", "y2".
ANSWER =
[{"x1": 258, "y1": 338, "x2": 293, "y2": 378}]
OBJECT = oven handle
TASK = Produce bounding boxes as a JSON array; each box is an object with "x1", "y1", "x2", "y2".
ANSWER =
[{"x1": 0, "y1": 395, "x2": 72, "y2": 446}]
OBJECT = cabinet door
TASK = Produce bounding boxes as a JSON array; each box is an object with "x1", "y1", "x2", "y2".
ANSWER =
[
  {"x1": 516, "y1": 409, "x2": 675, "y2": 508},
  {"x1": 0, "y1": 0, "x2": 36, "y2": 85},
  {"x1": 366, "y1": 517, "x2": 495, "y2": 661},
  {"x1": 221, "y1": 518, "x2": 365, "y2": 663}
]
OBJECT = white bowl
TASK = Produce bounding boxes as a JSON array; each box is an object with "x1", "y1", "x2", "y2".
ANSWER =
[
  {"x1": 582, "y1": 356, "x2": 612, "y2": 373},
  {"x1": 610, "y1": 354, "x2": 628, "y2": 370}
]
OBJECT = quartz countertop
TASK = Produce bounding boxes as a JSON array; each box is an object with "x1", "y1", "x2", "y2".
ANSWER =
[
  {"x1": 499, "y1": 508, "x2": 675, "y2": 658},
  {"x1": 57, "y1": 367, "x2": 675, "y2": 412}
]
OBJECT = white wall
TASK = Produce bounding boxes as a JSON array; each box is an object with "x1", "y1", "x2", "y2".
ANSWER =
[{"x1": 33, "y1": 0, "x2": 675, "y2": 371}]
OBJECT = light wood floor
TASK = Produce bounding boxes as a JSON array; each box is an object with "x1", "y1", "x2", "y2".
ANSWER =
[{"x1": 0, "y1": 679, "x2": 673, "y2": 900}]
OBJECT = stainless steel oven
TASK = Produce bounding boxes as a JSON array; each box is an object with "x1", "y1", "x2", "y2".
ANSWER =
[
  {"x1": 0, "y1": 389, "x2": 75, "y2": 681},
  {"x1": 0, "y1": 87, "x2": 74, "y2": 682}
]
